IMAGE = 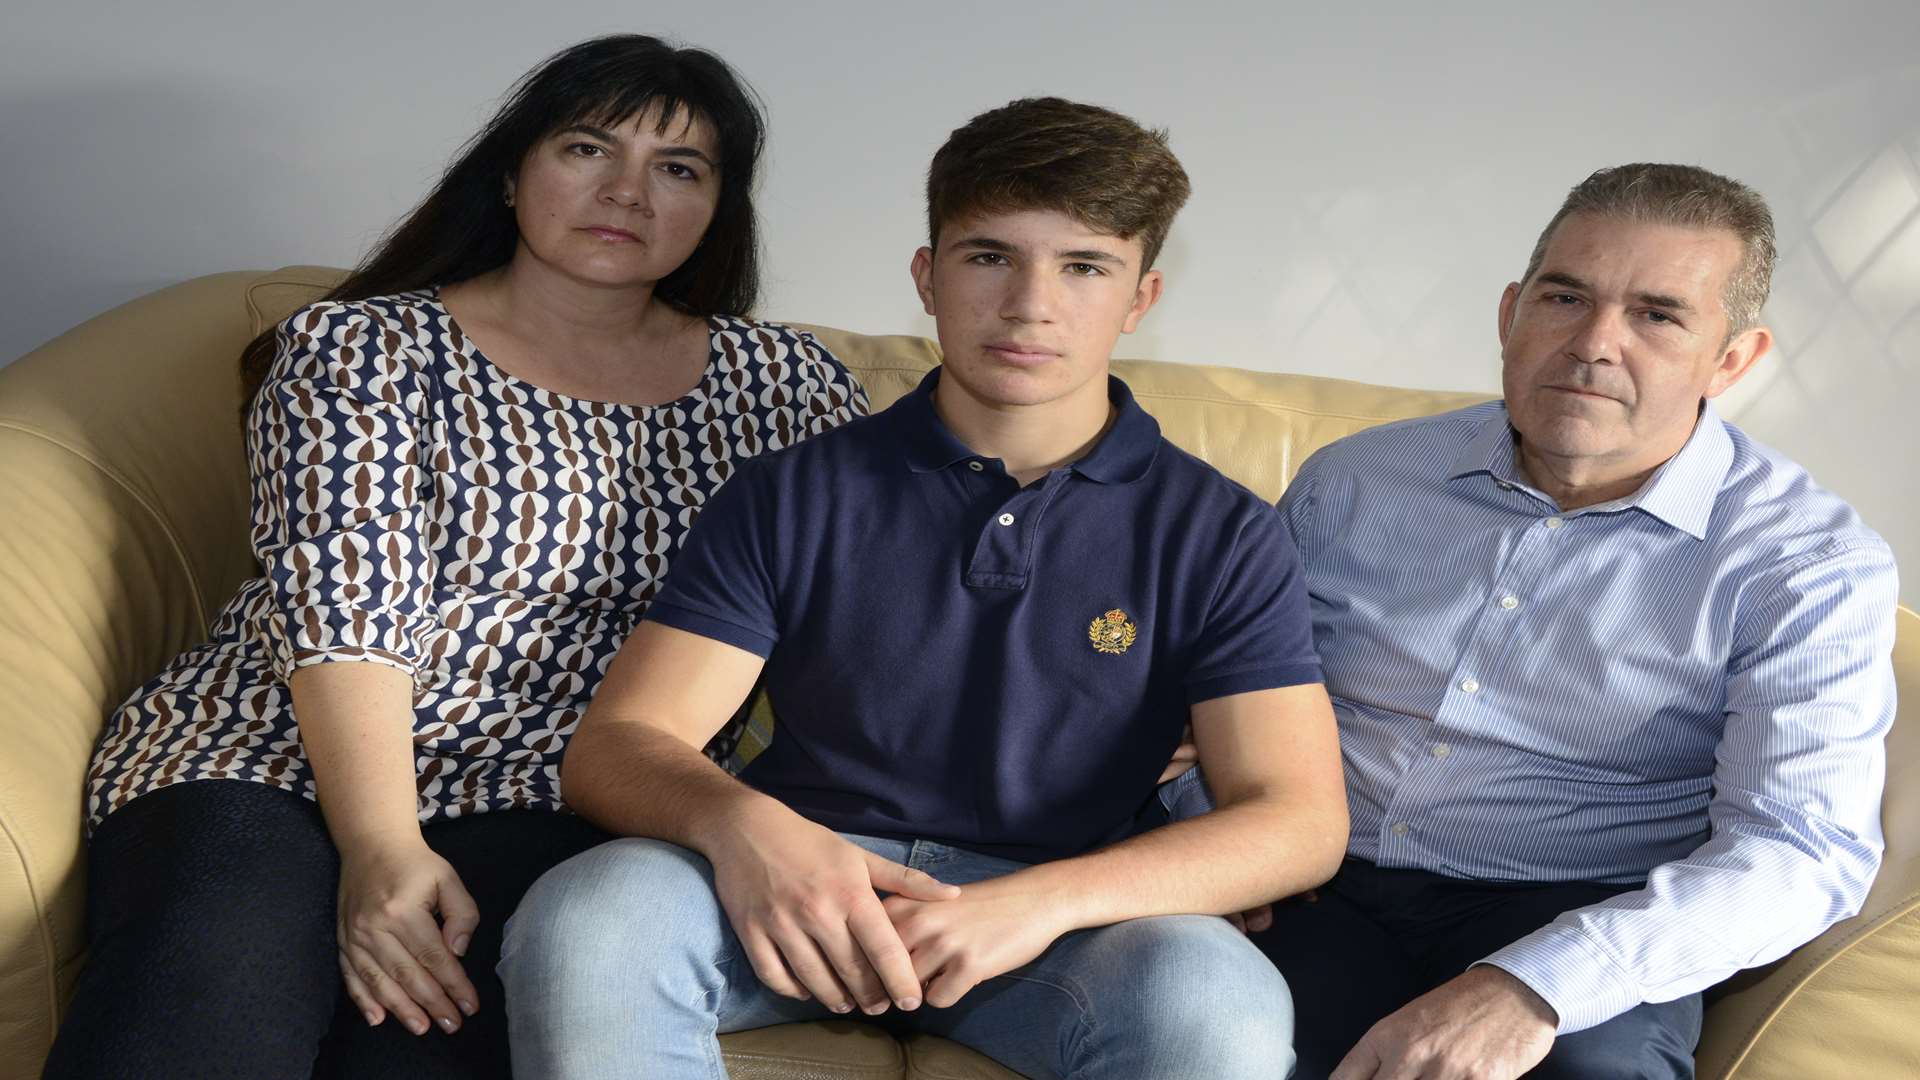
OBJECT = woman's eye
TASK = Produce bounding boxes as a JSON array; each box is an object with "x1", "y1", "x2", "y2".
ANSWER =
[
  {"x1": 567, "y1": 142, "x2": 607, "y2": 158},
  {"x1": 661, "y1": 162, "x2": 699, "y2": 179}
]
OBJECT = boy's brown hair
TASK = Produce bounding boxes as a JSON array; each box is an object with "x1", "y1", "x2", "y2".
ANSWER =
[{"x1": 926, "y1": 97, "x2": 1192, "y2": 273}]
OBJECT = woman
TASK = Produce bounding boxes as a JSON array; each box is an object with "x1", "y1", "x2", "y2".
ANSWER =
[{"x1": 45, "y1": 34, "x2": 865, "y2": 1080}]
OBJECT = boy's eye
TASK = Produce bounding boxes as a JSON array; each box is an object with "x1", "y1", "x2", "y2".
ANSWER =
[{"x1": 1066, "y1": 262, "x2": 1105, "y2": 277}]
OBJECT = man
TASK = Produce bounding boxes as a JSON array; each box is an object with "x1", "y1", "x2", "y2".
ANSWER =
[
  {"x1": 499, "y1": 97, "x2": 1348, "y2": 1079},
  {"x1": 1241, "y1": 164, "x2": 1900, "y2": 1079}
]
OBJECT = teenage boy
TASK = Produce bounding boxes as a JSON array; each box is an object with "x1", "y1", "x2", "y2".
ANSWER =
[{"x1": 501, "y1": 97, "x2": 1346, "y2": 1080}]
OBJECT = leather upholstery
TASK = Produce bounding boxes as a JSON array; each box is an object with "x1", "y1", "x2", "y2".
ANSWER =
[{"x1": 1, "y1": 268, "x2": 1913, "y2": 1079}]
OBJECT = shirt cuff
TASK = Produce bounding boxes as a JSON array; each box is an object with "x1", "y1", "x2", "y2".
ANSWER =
[{"x1": 1477, "y1": 922, "x2": 1642, "y2": 1034}]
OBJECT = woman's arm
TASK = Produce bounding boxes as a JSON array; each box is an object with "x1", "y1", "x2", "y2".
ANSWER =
[{"x1": 291, "y1": 663, "x2": 480, "y2": 1038}]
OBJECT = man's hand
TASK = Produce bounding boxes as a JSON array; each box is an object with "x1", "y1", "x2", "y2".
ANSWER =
[
  {"x1": 708, "y1": 811, "x2": 959, "y2": 1016},
  {"x1": 882, "y1": 874, "x2": 1074, "y2": 1008},
  {"x1": 1331, "y1": 965, "x2": 1556, "y2": 1080}
]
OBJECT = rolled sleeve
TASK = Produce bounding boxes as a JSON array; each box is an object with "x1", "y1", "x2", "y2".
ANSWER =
[{"x1": 248, "y1": 302, "x2": 438, "y2": 682}]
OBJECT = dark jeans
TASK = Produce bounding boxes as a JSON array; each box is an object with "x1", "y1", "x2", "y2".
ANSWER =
[
  {"x1": 43, "y1": 779, "x2": 610, "y2": 1080},
  {"x1": 1250, "y1": 858, "x2": 1701, "y2": 1080}
]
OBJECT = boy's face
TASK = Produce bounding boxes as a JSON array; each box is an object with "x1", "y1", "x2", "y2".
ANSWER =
[{"x1": 911, "y1": 208, "x2": 1162, "y2": 418}]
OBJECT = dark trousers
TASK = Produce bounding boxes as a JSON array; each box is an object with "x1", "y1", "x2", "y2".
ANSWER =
[
  {"x1": 1250, "y1": 858, "x2": 1701, "y2": 1080},
  {"x1": 43, "y1": 779, "x2": 611, "y2": 1080}
]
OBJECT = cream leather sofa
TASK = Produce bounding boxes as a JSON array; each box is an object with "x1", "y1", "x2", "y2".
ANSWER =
[{"x1": 2, "y1": 267, "x2": 1915, "y2": 1080}]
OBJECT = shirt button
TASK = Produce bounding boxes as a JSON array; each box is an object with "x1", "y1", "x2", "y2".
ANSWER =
[
  {"x1": 1499, "y1": 595, "x2": 1519, "y2": 610},
  {"x1": 968, "y1": 461, "x2": 984, "y2": 472},
  {"x1": 1545, "y1": 516, "x2": 1566, "y2": 529},
  {"x1": 1431, "y1": 743, "x2": 1451, "y2": 758},
  {"x1": 1458, "y1": 677, "x2": 1480, "y2": 694},
  {"x1": 1497, "y1": 481, "x2": 1515, "y2": 491},
  {"x1": 1391, "y1": 822, "x2": 1411, "y2": 837},
  {"x1": 997, "y1": 512, "x2": 1015, "y2": 527}
]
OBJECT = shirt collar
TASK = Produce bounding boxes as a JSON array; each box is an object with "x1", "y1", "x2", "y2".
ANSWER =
[
  {"x1": 894, "y1": 368, "x2": 1160, "y2": 484},
  {"x1": 1449, "y1": 400, "x2": 1734, "y2": 540}
]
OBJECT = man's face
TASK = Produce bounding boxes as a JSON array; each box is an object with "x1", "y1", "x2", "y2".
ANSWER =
[
  {"x1": 1498, "y1": 213, "x2": 1769, "y2": 484},
  {"x1": 910, "y1": 208, "x2": 1162, "y2": 417}
]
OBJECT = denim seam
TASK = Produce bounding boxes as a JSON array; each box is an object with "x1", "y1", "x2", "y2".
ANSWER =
[{"x1": 986, "y1": 968, "x2": 1097, "y2": 1072}]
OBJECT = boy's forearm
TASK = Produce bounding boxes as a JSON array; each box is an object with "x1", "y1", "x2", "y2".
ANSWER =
[
  {"x1": 560, "y1": 718, "x2": 788, "y2": 854},
  {"x1": 1004, "y1": 793, "x2": 1345, "y2": 932}
]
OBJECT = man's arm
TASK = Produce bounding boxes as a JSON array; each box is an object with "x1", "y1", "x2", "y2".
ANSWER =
[
  {"x1": 884, "y1": 681, "x2": 1348, "y2": 1006},
  {"x1": 562, "y1": 622, "x2": 960, "y2": 1017},
  {"x1": 1332, "y1": 540, "x2": 1900, "y2": 1080}
]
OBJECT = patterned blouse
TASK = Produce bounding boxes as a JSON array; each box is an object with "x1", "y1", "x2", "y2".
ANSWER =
[{"x1": 87, "y1": 291, "x2": 868, "y2": 829}]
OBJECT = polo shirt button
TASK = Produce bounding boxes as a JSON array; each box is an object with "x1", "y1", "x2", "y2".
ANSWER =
[
  {"x1": 998, "y1": 513, "x2": 1015, "y2": 526},
  {"x1": 1499, "y1": 595, "x2": 1519, "y2": 610},
  {"x1": 1458, "y1": 677, "x2": 1480, "y2": 694},
  {"x1": 1431, "y1": 743, "x2": 1451, "y2": 759},
  {"x1": 1545, "y1": 516, "x2": 1566, "y2": 529},
  {"x1": 968, "y1": 461, "x2": 984, "y2": 472},
  {"x1": 1391, "y1": 821, "x2": 1411, "y2": 837}
]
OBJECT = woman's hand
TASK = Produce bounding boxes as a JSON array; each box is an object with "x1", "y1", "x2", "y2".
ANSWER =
[{"x1": 335, "y1": 833, "x2": 481, "y2": 1036}]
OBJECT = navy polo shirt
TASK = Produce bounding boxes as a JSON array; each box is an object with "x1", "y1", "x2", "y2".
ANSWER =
[{"x1": 646, "y1": 369, "x2": 1321, "y2": 862}]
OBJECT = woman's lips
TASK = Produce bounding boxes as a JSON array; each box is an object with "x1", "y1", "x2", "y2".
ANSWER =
[{"x1": 583, "y1": 226, "x2": 641, "y2": 242}]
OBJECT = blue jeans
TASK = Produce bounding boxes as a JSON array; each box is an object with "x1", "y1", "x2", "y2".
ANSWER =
[{"x1": 499, "y1": 832, "x2": 1294, "y2": 1079}]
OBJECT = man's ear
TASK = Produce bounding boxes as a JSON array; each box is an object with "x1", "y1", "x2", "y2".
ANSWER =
[
  {"x1": 1705, "y1": 325, "x2": 1774, "y2": 399},
  {"x1": 1496, "y1": 282, "x2": 1522, "y2": 347},
  {"x1": 1120, "y1": 269, "x2": 1165, "y2": 334},
  {"x1": 910, "y1": 247, "x2": 936, "y2": 316}
]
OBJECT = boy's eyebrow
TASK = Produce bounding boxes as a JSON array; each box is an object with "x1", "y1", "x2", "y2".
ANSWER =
[{"x1": 950, "y1": 236, "x2": 1130, "y2": 266}]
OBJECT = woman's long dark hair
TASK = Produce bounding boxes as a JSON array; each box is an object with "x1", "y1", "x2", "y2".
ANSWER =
[{"x1": 240, "y1": 34, "x2": 766, "y2": 404}]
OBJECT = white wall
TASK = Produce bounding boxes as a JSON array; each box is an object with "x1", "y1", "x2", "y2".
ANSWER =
[{"x1": 6, "y1": 1, "x2": 1917, "y2": 601}]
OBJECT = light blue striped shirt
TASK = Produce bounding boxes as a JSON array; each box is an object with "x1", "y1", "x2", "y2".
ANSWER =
[{"x1": 1279, "y1": 400, "x2": 1899, "y2": 1033}]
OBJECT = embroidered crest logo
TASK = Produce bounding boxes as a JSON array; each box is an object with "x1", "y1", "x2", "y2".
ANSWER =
[{"x1": 1088, "y1": 609, "x2": 1139, "y2": 655}]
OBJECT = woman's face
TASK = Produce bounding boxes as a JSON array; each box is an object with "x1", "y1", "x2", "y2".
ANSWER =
[{"x1": 507, "y1": 104, "x2": 723, "y2": 290}]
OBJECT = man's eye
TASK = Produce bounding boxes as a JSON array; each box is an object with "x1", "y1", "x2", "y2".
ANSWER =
[
  {"x1": 968, "y1": 253, "x2": 1009, "y2": 266},
  {"x1": 1066, "y1": 263, "x2": 1105, "y2": 277},
  {"x1": 1644, "y1": 310, "x2": 1675, "y2": 325}
]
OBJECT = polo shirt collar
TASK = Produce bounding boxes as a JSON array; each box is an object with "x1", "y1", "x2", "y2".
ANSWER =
[
  {"x1": 895, "y1": 368, "x2": 1160, "y2": 484},
  {"x1": 1450, "y1": 400, "x2": 1734, "y2": 540}
]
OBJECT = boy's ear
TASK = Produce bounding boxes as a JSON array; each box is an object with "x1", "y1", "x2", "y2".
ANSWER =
[
  {"x1": 1120, "y1": 269, "x2": 1164, "y2": 334},
  {"x1": 911, "y1": 247, "x2": 937, "y2": 316}
]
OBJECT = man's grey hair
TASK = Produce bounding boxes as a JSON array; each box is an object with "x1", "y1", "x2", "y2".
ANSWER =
[{"x1": 1519, "y1": 163, "x2": 1777, "y2": 334}]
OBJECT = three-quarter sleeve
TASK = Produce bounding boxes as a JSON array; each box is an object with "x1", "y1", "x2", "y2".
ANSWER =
[{"x1": 246, "y1": 300, "x2": 439, "y2": 683}]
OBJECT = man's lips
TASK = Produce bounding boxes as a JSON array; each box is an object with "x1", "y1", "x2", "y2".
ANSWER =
[
  {"x1": 1544, "y1": 384, "x2": 1619, "y2": 403},
  {"x1": 582, "y1": 226, "x2": 641, "y2": 242}
]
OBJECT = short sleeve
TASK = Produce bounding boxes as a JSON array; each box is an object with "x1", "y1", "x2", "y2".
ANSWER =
[
  {"x1": 246, "y1": 300, "x2": 439, "y2": 682},
  {"x1": 1183, "y1": 501, "x2": 1323, "y2": 704},
  {"x1": 643, "y1": 456, "x2": 783, "y2": 658}
]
